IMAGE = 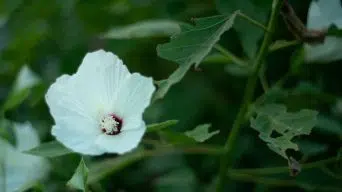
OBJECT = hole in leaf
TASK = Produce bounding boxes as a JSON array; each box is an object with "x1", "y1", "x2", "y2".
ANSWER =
[{"x1": 270, "y1": 130, "x2": 282, "y2": 138}]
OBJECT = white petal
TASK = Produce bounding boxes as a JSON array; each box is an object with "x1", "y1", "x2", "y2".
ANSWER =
[
  {"x1": 46, "y1": 74, "x2": 101, "y2": 137},
  {"x1": 307, "y1": 0, "x2": 342, "y2": 29},
  {"x1": 52, "y1": 125, "x2": 105, "y2": 155},
  {"x1": 114, "y1": 73, "x2": 155, "y2": 119},
  {"x1": 305, "y1": 37, "x2": 342, "y2": 63},
  {"x1": 0, "y1": 125, "x2": 50, "y2": 192},
  {"x1": 76, "y1": 49, "x2": 130, "y2": 112},
  {"x1": 13, "y1": 122, "x2": 39, "y2": 152},
  {"x1": 95, "y1": 122, "x2": 146, "y2": 154}
]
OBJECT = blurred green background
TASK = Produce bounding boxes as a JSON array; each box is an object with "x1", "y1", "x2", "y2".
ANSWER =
[{"x1": 0, "y1": 0, "x2": 341, "y2": 191}]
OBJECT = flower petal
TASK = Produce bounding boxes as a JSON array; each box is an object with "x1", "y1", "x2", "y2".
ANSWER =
[
  {"x1": 75, "y1": 50, "x2": 130, "y2": 113},
  {"x1": 95, "y1": 122, "x2": 146, "y2": 154},
  {"x1": 52, "y1": 125, "x2": 105, "y2": 155},
  {"x1": 114, "y1": 73, "x2": 155, "y2": 119},
  {"x1": 307, "y1": 0, "x2": 342, "y2": 29},
  {"x1": 46, "y1": 74, "x2": 101, "y2": 137}
]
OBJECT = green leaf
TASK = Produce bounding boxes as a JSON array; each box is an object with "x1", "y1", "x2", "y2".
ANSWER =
[
  {"x1": 88, "y1": 150, "x2": 145, "y2": 184},
  {"x1": 154, "y1": 12, "x2": 239, "y2": 101},
  {"x1": 67, "y1": 158, "x2": 89, "y2": 191},
  {"x1": 297, "y1": 140, "x2": 328, "y2": 157},
  {"x1": 316, "y1": 115, "x2": 342, "y2": 136},
  {"x1": 250, "y1": 104, "x2": 318, "y2": 159},
  {"x1": 216, "y1": 0, "x2": 271, "y2": 58},
  {"x1": 2, "y1": 88, "x2": 31, "y2": 112},
  {"x1": 25, "y1": 140, "x2": 74, "y2": 157},
  {"x1": 159, "y1": 130, "x2": 196, "y2": 145},
  {"x1": 146, "y1": 120, "x2": 178, "y2": 133},
  {"x1": 101, "y1": 19, "x2": 181, "y2": 39},
  {"x1": 184, "y1": 124, "x2": 219, "y2": 142},
  {"x1": 1, "y1": 65, "x2": 41, "y2": 113}
]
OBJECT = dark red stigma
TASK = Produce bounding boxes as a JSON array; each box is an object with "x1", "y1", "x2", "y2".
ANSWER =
[{"x1": 101, "y1": 114, "x2": 123, "y2": 136}]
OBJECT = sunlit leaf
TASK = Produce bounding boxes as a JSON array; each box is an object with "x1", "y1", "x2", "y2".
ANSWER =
[
  {"x1": 101, "y1": 19, "x2": 181, "y2": 39},
  {"x1": 154, "y1": 12, "x2": 239, "y2": 101},
  {"x1": 67, "y1": 158, "x2": 89, "y2": 191},
  {"x1": 25, "y1": 140, "x2": 73, "y2": 157},
  {"x1": 184, "y1": 124, "x2": 219, "y2": 142},
  {"x1": 146, "y1": 120, "x2": 178, "y2": 133},
  {"x1": 250, "y1": 104, "x2": 318, "y2": 159}
]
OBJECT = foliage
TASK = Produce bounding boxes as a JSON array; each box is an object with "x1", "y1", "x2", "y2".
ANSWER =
[{"x1": 0, "y1": 0, "x2": 342, "y2": 191}]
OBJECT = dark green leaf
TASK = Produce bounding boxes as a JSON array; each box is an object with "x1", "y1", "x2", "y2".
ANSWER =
[
  {"x1": 250, "y1": 104, "x2": 318, "y2": 159},
  {"x1": 159, "y1": 130, "x2": 196, "y2": 145},
  {"x1": 316, "y1": 115, "x2": 342, "y2": 136},
  {"x1": 67, "y1": 158, "x2": 89, "y2": 191},
  {"x1": 154, "y1": 12, "x2": 238, "y2": 101},
  {"x1": 184, "y1": 124, "x2": 219, "y2": 142},
  {"x1": 216, "y1": 0, "x2": 272, "y2": 58},
  {"x1": 88, "y1": 150, "x2": 145, "y2": 184},
  {"x1": 146, "y1": 120, "x2": 178, "y2": 133},
  {"x1": 25, "y1": 140, "x2": 73, "y2": 157}
]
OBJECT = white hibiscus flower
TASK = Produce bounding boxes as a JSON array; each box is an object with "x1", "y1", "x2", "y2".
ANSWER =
[
  {"x1": 45, "y1": 50, "x2": 155, "y2": 155},
  {"x1": 0, "y1": 122, "x2": 50, "y2": 192},
  {"x1": 305, "y1": 0, "x2": 342, "y2": 63}
]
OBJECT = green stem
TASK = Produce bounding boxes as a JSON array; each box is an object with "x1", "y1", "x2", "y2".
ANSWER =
[
  {"x1": 213, "y1": 44, "x2": 249, "y2": 67},
  {"x1": 228, "y1": 172, "x2": 341, "y2": 192},
  {"x1": 215, "y1": 1, "x2": 282, "y2": 191},
  {"x1": 237, "y1": 12, "x2": 268, "y2": 31},
  {"x1": 232, "y1": 157, "x2": 340, "y2": 175}
]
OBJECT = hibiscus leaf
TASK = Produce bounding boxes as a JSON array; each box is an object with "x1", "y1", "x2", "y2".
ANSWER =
[
  {"x1": 146, "y1": 120, "x2": 178, "y2": 133},
  {"x1": 101, "y1": 19, "x2": 181, "y2": 39},
  {"x1": 153, "y1": 11, "x2": 239, "y2": 101},
  {"x1": 216, "y1": 0, "x2": 271, "y2": 58},
  {"x1": 67, "y1": 158, "x2": 89, "y2": 191},
  {"x1": 185, "y1": 124, "x2": 219, "y2": 142},
  {"x1": 25, "y1": 140, "x2": 73, "y2": 157},
  {"x1": 159, "y1": 130, "x2": 196, "y2": 145},
  {"x1": 250, "y1": 104, "x2": 318, "y2": 159},
  {"x1": 88, "y1": 150, "x2": 145, "y2": 184}
]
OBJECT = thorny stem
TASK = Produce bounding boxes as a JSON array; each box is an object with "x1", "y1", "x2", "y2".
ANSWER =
[{"x1": 215, "y1": 1, "x2": 282, "y2": 191}]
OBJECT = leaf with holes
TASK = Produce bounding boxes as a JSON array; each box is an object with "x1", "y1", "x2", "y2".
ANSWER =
[
  {"x1": 154, "y1": 12, "x2": 239, "y2": 101},
  {"x1": 250, "y1": 104, "x2": 318, "y2": 159},
  {"x1": 185, "y1": 124, "x2": 219, "y2": 142}
]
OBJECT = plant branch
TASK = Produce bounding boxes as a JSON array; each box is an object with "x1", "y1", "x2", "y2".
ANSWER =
[
  {"x1": 216, "y1": 1, "x2": 282, "y2": 191},
  {"x1": 228, "y1": 171, "x2": 341, "y2": 192},
  {"x1": 213, "y1": 44, "x2": 249, "y2": 67},
  {"x1": 237, "y1": 12, "x2": 268, "y2": 31},
  {"x1": 231, "y1": 157, "x2": 340, "y2": 175}
]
